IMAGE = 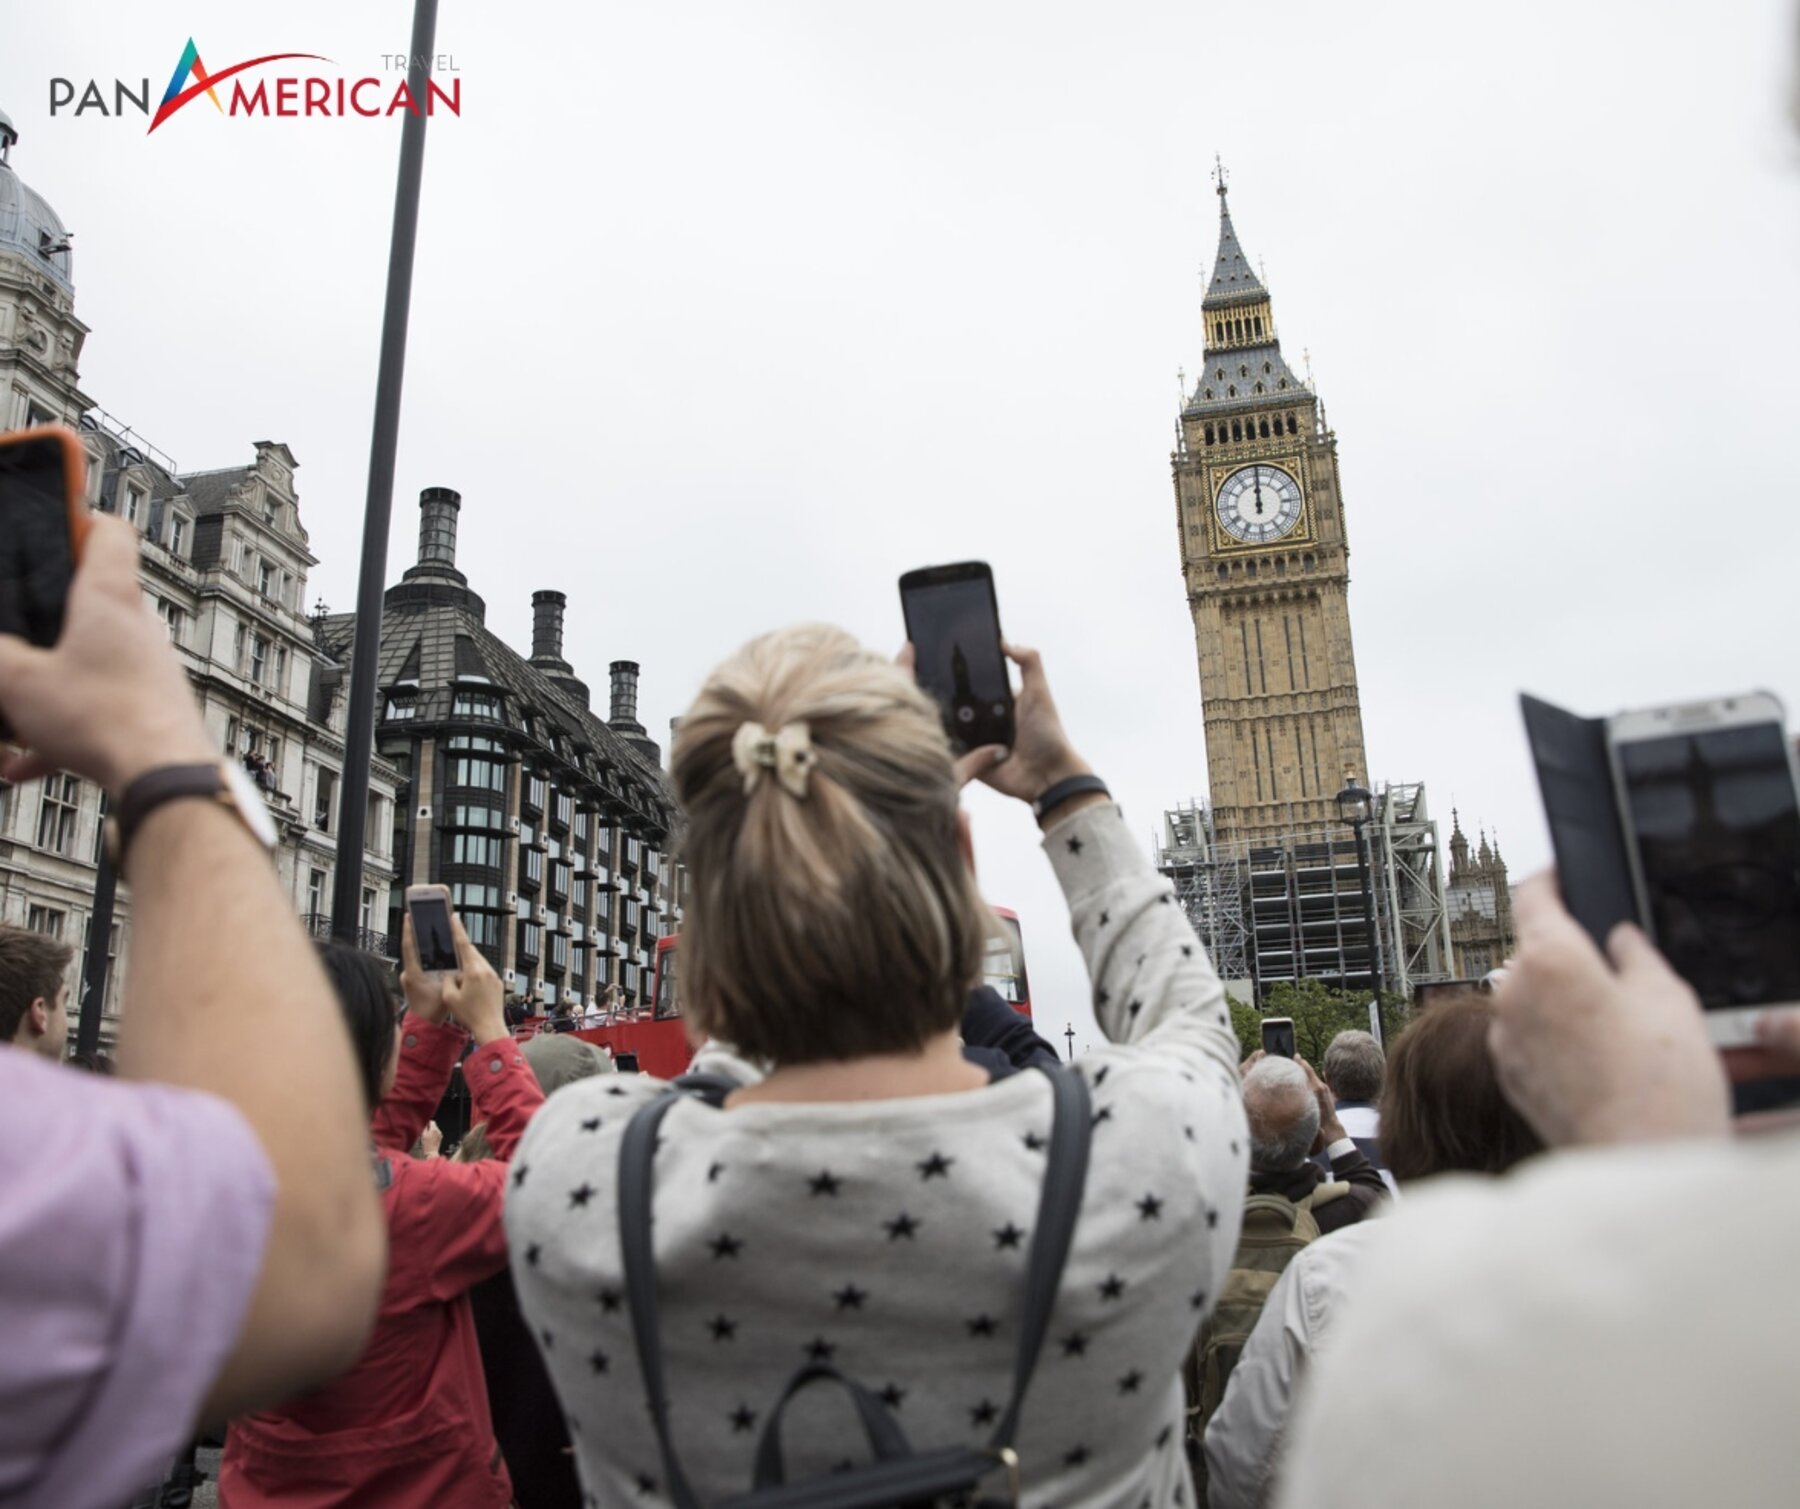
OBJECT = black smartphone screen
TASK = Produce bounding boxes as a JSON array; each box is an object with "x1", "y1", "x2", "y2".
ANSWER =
[
  {"x1": 0, "y1": 436, "x2": 76, "y2": 649},
  {"x1": 1261, "y1": 1019, "x2": 1296, "y2": 1058},
  {"x1": 409, "y1": 894, "x2": 459, "y2": 973},
  {"x1": 1617, "y1": 723, "x2": 1800, "y2": 1011},
  {"x1": 900, "y1": 564, "x2": 1014, "y2": 753}
]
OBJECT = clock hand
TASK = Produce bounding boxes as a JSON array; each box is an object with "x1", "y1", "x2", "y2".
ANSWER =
[{"x1": 1253, "y1": 474, "x2": 1264, "y2": 516}]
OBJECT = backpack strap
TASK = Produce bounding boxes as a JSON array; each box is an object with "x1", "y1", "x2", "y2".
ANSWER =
[
  {"x1": 619, "y1": 1083, "x2": 711, "y2": 1509},
  {"x1": 989, "y1": 1063, "x2": 1092, "y2": 1451},
  {"x1": 1299, "y1": 1179, "x2": 1350, "y2": 1212},
  {"x1": 619, "y1": 1064, "x2": 1091, "y2": 1507}
]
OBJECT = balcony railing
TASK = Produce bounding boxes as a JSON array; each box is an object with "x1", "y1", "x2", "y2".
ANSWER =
[{"x1": 300, "y1": 913, "x2": 397, "y2": 959}]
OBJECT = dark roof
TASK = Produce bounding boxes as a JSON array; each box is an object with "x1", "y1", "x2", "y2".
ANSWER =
[
  {"x1": 179, "y1": 466, "x2": 256, "y2": 516},
  {"x1": 319, "y1": 593, "x2": 674, "y2": 836},
  {"x1": 1183, "y1": 343, "x2": 1311, "y2": 417}
]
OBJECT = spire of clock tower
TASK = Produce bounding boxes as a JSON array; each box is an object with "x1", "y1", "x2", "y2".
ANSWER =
[{"x1": 1206, "y1": 172, "x2": 1267, "y2": 308}]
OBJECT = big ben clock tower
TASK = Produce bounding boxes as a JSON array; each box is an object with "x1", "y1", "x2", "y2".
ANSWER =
[{"x1": 1173, "y1": 172, "x2": 1369, "y2": 849}]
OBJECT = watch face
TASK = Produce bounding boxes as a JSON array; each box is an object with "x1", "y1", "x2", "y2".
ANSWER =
[
  {"x1": 220, "y1": 759, "x2": 281, "y2": 849},
  {"x1": 1216, "y1": 464, "x2": 1303, "y2": 543}
]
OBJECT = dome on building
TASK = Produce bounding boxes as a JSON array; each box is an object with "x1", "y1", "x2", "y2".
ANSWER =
[{"x1": 0, "y1": 111, "x2": 74, "y2": 292}]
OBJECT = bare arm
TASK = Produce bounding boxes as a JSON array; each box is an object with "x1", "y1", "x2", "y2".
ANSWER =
[{"x1": 0, "y1": 518, "x2": 385, "y2": 1419}]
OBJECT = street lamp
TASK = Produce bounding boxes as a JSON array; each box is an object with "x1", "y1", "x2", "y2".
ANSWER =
[{"x1": 1335, "y1": 776, "x2": 1385, "y2": 1002}]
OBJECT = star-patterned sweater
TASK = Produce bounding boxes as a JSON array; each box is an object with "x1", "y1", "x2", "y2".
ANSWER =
[{"x1": 505, "y1": 799, "x2": 1250, "y2": 1509}]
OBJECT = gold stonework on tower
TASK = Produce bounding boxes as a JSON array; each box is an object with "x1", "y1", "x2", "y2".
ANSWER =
[{"x1": 1172, "y1": 180, "x2": 1368, "y2": 849}]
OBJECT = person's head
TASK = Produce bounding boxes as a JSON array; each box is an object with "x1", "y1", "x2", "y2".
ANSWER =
[
  {"x1": 522, "y1": 1031, "x2": 612, "y2": 1096},
  {"x1": 1380, "y1": 990, "x2": 1544, "y2": 1182},
  {"x1": 0, "y1": 926, "x2": 74, "y2": 1060},
  {"x1": 672, "y1": 624, "x2": 990, "y2": 1066},
  {"x1": 1323, "y1": 1029, "x2": 1386, "y2": 1104},
  {"x1": 316, "y1": 941, "x2": 405, "y2": 1114},
  {"x1": 1242, "y1": 1057, "x2": 1321, "y2": 1173}
]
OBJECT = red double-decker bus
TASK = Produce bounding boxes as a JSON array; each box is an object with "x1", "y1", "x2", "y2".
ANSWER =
[{"x1": 559, "y1": 906, "x2": 1032, "y2": 1079}]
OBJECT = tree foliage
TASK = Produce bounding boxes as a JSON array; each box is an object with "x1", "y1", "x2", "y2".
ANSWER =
[{"x1": 1229, "y1": 978, "x2": 1411, "y2": 1065}]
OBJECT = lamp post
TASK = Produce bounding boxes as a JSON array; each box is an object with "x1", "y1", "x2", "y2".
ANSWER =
[
  {"x1": 330, "y1": 0, "x2": 440, "y2": 943},
  {"x1": 1063, "y1": 1023, "x2": 1077, "y2": 1062},
  {"x1": 1335, "y1": 776, "x2": 1385, "y2": 1003}
]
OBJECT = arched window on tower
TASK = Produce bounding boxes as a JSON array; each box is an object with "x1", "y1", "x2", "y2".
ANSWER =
[
  {"x1": 1286, "y1": 413, "x2": 1298, "y2": 435},
  {"x1": 1255, "y1": 383, "x2": 1265, "y2": 395},
  {"x1": 1232, "y1": 419, "x2": 1244, "y2": 441},
  {"x1": 1204, "y1": 423, "x2": 1215, "y2": 446},
  {"x1": 1227, "y1": 385, "x2": 1238, "y2": 398},
  {"x1": 1254, "y1": 317, "x2": 1264, "y2": 338},
  {"x1": 1258, "y1": 416, "x2": 1271, "y2": 438}
]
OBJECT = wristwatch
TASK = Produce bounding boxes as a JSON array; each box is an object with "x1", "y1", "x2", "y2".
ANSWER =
[{"x1": 105, "y1": 760, "x2": 280, "y2": 869}]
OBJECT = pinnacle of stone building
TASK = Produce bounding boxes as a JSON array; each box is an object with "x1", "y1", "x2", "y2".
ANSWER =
[{"x1": 1204, "y1": 179, "x2": 1268, "y2": 309}]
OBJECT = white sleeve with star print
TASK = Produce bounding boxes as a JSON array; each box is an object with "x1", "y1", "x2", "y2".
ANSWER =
[{"x1": 506, "y1": 798, "x2": 1249, "y2": 1509}]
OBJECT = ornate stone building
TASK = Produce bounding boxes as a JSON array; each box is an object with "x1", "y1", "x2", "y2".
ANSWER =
[
  {"x1": 0, "y1": 108, "x2": 399, "y2": 1035},
  {"x1": 1446, "y1": 813, "x2": 1515, "y2": 978}
]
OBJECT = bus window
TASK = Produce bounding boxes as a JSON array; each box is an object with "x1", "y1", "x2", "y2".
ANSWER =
[
  {"x1": 982, "y1": 914, "x2": 1030, "y2": 1010},
  {"x1": 653, "y1": 944, "x2": 680, "y2": 1020}
]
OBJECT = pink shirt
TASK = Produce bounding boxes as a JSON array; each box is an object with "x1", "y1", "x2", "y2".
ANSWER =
[{"x1": 0, "y1": 1051, "x2": 274, "y2": 1508}]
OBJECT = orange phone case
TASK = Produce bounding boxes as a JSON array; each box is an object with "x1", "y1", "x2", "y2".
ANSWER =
[{"x1": 0, "y1": 424, "x2": 91, "y2": 583}]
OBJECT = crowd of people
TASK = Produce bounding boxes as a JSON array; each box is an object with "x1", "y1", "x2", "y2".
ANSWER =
[{"x1": 4, "y1": 514, "x2": 1800, "y2": 1509}]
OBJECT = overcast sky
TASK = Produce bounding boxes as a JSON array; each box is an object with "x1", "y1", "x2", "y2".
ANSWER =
[{"x1": 6, "y1": 1, "x2": 1798, "y2": 1051}]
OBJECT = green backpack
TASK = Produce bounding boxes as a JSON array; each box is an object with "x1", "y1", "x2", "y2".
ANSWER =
[{"x1": 1183, "y1": 1183, "x2": 1346, "y2": 1483}]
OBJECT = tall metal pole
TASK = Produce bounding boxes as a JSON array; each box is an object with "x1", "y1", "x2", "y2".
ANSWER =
[
  {"x1": 1352, "y1": 818, "x2": 1386, "y2": 1003},
  {"x1": 75, "y1": 796, "x2": 117, "y2": 1061},
  {"x1": 331, "y1": 0, "x2": 440, "y2": 942},
  {"x1": 1063, "y1": 1022, "x2": 1076, "y2": 1062}
]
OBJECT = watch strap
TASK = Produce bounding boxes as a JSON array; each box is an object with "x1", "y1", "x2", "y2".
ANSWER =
[
  {"x1": 107, "y1": 762, "x2": 255, "y2": 868},
  {"x1": 1032, "y1": 773, "x2": 1110, "y2": 821}
]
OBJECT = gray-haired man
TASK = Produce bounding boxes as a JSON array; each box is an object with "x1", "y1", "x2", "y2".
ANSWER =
[{"x1": 1242, "y1": 1054, "x2": 1389, "y2": 1236}]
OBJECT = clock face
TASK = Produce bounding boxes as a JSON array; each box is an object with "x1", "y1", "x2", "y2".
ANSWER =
[{"x1": 1216, "y1": 464, "x2": 1303, "y2": 543}]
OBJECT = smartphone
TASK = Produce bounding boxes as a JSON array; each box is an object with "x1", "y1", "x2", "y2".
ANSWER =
[
  {"x1": 898, "y1": 561, "x2": 1015, "y2": 753},
  {"x1": 405, "y1": 884, "x2": 460, "y2": 974},
  {"x1": 613, "y1": 1051, "x2": 641, "y2": 1073},
  {"x1": 0, "y1": 427, "x2": 90, "y2": 737},
  {"x1": 1605, "y1": 693, "x2": 1800, "y2": 1047},
  {"x1": 1260, "y1": 1016, "x2": 1296, "y2": 1058}
]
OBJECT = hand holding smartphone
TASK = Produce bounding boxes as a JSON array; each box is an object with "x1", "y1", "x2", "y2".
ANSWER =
[{"x1": 402, "y1": 885, "x2": 510, "y2": 1043}]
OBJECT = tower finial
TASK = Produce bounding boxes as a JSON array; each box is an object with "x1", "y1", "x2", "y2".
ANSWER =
[{"x1": 1212, "y1": 153, "x2": 1229, "y2": 199}]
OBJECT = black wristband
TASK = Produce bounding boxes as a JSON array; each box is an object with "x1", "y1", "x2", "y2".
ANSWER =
[{"x1": 1032, "y1": 774, "x2": 1110, "y2": 821}]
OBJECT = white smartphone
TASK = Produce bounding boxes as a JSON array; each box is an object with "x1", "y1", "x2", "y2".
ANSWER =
[
  {"x1": 405, "y1": 884, "x2": 460, "y2": 975},
  {"x1": 1605, "y1": 692, "x2": 1800, "y2": 1047}
]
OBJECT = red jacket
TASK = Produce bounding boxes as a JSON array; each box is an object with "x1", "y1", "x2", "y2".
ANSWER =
[{"x1": 221, "y1": 1018, "x2": 544, "y2": 1509}]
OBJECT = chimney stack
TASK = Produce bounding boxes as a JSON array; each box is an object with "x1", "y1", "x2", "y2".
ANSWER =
[
  {"x1": 410, "y1": 486, "x2": 466, "y2": 583},
  {"x1": 531, "y1": 590, "x2": 566, "y2": 665},
  {"x1": 609, "y1": 661, "x2": 642, "y2": 731}
]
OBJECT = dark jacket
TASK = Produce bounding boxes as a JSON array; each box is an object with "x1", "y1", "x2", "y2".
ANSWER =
[
  {"x1": 959, "y1": 985, "x2": 1063, "y2": 1078},
  {"x1": 1250, "y1": 1143, "x2": 1388, "y2": 1235}
]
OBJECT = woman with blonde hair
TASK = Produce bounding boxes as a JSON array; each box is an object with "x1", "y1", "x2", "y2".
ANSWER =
[{"x1": 507, "y1": 626, "x2": 1248, "y2": 1506}]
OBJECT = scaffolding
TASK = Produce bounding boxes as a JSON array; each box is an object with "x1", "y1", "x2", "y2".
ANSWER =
[
  {"x1": 1154, "y1": 802, "x2": 1252, "y2": 991},
  {"x1": 1155, "y1": 783, "x2": 1452, "y2": 1000}
]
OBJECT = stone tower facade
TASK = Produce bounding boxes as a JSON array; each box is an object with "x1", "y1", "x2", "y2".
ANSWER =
[
  {"x1": 1172, "y1": 176, "x2": 1368, "y2": 848},
  {"x1": 1446, "y1": 813, "x2": 1515, "y2": 978}
]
